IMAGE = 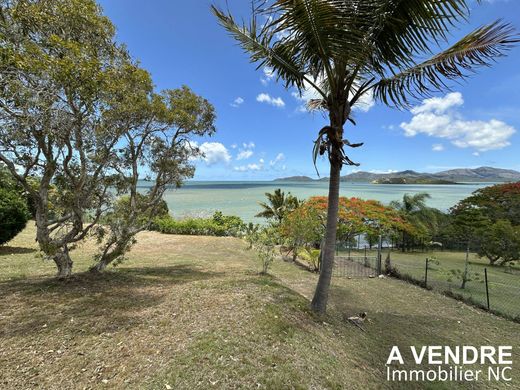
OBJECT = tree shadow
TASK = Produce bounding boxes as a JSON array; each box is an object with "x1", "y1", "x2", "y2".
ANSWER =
[
  {"x1": 0, "y1": 264, "x2": 224, "y2": 338},
  {"x1": 0, "y1": 246, "x2": 36, "y2": 255}
]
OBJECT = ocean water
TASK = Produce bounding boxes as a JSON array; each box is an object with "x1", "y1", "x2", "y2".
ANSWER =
[{"x1": 139, "y1": 181, "x2": 494, "y2": 223}]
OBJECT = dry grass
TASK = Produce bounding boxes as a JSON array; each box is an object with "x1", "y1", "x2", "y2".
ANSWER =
[{"x1": 1, "y1": 224, "x2": 519, "y2": 389}]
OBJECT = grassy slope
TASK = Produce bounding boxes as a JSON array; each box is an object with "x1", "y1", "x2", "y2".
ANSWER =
[{"x1": 0, "y1": 224, "x2": 518, "y2": 389}]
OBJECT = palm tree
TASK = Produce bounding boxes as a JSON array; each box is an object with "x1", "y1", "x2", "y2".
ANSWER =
[
  {"x1": 212, "y1": 0, "x2": 518, "y2": 314},
  {"x1": 390, "y1": 193, "x2": 434, "y2": 251},
  {"x1": 256, "y1": 188, "x2": 300, "y2": 224}
]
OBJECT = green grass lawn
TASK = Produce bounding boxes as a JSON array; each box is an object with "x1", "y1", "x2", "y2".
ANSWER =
[
  {"x1": 339, "y1": 248, "x2": 520, "y2": 320},
  {"x1": 1, "y1": 224, "x2": 519, "y2": 389}
]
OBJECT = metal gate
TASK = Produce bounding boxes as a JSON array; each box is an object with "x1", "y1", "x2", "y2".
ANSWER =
[{"x1": 331, "y1": 255, "x2": 380, "y2": 278}]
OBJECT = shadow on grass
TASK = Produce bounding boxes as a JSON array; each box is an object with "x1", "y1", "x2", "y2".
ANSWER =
[
  {"x1": 0, "y1": 246, "x2": 36, "y2": 255},
  {"x1": 0, "y1": 264, "x2": 224, "y2": 338}
]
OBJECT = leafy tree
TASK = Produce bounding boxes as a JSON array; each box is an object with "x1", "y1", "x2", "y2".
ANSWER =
[
  {"x1": 303, "y1": 196, "x2": 414, "y2": 243},
  {"x1": 282, "y1": 196, "x2": 414, "y2": 265},
  {"x1": 457, "y1": 182, "x2": 520, "y2": 226},
  {"x1": 91, "y1": 85, "x2": 216, "y2": 272},
  {"x1": 0, "y1": 164, "x2": 18, "y2": 192},
  {"x1": 0, "y1": 188, "x2": 30, "y2": 245},
  {"x1": 213, "y1": 0, "x2": 518, "y2": 313},
  {"x1": 280, "y1": 204, "x2": 323, "y2": 262},
  {"x1": 447, "y1": 203, "x2": 489, "y2": 288},
  {"x1": 0, "y1": 0, "x2": 131, "y2": 277},
  {"x1": 255, "y1": 188, "x2": 300, "y2": 224},
  {"x1": 478, "y1": 220, "x2": 520, "y2": 266}
]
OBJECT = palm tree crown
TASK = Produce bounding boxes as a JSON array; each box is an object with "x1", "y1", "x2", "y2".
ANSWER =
[
  {"x1": 213, "y1": 0, "x2": 518, "y2": 314},
  {"x1": 256, "y1": 188, "x2": 300, "y2": 224}
]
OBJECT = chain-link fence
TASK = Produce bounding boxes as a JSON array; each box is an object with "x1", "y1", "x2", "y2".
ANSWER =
[
  {"x1": 332, "y1": 255, "x2": 379, "y2": 278},
  {"x1": 333, "y1": 241, "x2": 520, "y2": 322}
]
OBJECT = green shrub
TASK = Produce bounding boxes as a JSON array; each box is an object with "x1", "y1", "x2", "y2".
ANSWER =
[
  {"x1": 153, "y1": 211, "x2": 245, "y2": 237},
  {"x1": 248, "y1": 227, "x2": 278, "y2": 274},
  {"x1": 0, "y1": 188, "x2": 30, "y2": 245},
  {"x1": 299, "y1": 248, "x2": 321, "y2": 271}
]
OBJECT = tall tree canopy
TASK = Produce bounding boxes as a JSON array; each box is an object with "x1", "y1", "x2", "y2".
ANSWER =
[
  {"x1": 456, "y1": 182, "x2": 520, "y2": 226},
  {"x1": 0, "y1": 0, "x2": 217, "y2": 277},
  {"x1": 213, "y1": 0, "x2": 518, "y2": 313}
]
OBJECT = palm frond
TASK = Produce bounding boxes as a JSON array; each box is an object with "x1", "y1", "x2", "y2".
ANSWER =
[
  {"x1": 211, "y1": 5, "x2": 326, "y2": 97},
  {"x1": 373, "y1": 21, "x2": 519, "y2": 108},
  {"x1": 365, "y1": 0, "x2": 475, "y2": 72}
]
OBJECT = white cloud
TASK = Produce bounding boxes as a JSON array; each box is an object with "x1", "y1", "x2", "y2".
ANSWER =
[
  {"x1": 400, "y1": 92, "x2": 516, "y2": 152},
  {"x1": 236, "y1": 141, "x2": 255, "y2": 160},
  {"x1": 473, "y1": 152, "x2": 481, "y2": 157},
  {"x1": 236, "y1": 150, "x2": 253, "y2": 160},
  {"x1": 230, "y1": 97, "x2": 244, "y2": 108},
  {"x1": 260, "y1": 67, "x2": 275, "y2": 85},
  {"x1": 198, "y1": 142, "x2": 231, "y2": 165},
  {"x1": 432, "y1": 144, "x2": 445, "y2": 152},
  {"x1": 270, "y1": 153, "x2": 285, "y2": 167},
  {"x1": 234, "y1": 162, "x2": 264, "y2": 172},
  {"x1": 257, "y1": 93, "x2": 285, "y2": 108},
  {"x1": 234, "y1": 164, "x2": 262, "y2": 172},
  {"x1": 411, "y1": 92, "x2": 463, "y2": 115},
  {"x1": 368, "y1": 169, "x2": 398, "y2": 174}
]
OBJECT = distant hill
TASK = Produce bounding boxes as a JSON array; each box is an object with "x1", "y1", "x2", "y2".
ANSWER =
[
  {"x1": 277, "y1": 167, "x2": 520, "y2": 183},
  {"x1": 372, "y1": 177, "x2": 458, "y2": 185},
  {"x1": 274, "y1": 176, "x2": 314, "y2": 182},
  {"x1": 433, "y1": 167, "x2": 520, "y2": 182}
]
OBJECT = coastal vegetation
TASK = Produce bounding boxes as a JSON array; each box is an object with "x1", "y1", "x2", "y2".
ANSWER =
[
  {"x1": 213, "y1": 0, "x2": 519, "y2": 313},
  {"x1": 154, "y1": 211, "x2": 246, "y2": 238}
]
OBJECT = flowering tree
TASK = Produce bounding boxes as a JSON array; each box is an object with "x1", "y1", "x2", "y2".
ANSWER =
[{"x1": 281, "y1": 196, "x2": 414, "y2": 266}]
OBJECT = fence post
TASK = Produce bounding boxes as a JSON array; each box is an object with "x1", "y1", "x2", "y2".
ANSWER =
[
  {"x1": 377, "y1": 235, "x2": 382, "y2": 275},
  {"x1": 424, "y1": 258, "x2": 429, "y2": 289},
  {"x1": 484, "y1": 268, "x2": 490, "y2": 311}
]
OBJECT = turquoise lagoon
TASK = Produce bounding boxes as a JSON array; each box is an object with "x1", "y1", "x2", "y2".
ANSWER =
[{"x1": 139, "y1": 181, "x2": 494, "y2": 223}]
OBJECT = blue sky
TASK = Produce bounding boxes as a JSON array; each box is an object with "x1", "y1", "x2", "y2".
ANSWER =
[{"x1": 98, "y1": 0, "x2": 520, "y2": 180}]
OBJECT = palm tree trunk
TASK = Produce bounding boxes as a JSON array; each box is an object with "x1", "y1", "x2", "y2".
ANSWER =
[{"x1": 311, "y1": 152, "x2": 341, "y2": 314}]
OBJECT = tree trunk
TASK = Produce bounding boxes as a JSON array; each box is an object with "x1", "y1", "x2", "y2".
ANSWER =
[
  {"x1": 54, "y1": 248, "x2": 73, "y2": 279},
  {"x1": 91, "y1": 236, "x2": 132, "y2": 274},
  {"x1": 91, "y1": 259, "x2": 109, "y2": 273},
  {"x1": 311, "y1": 155, "x2": 341, "y2": 314}
]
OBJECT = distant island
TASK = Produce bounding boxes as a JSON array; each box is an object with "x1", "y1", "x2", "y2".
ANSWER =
[
  {"x1": 371, "y1": 178, "x2": 458, "y2": 185},
  {"x1": 274, "y1": 176, "x2": 314, "y2": 182},
  {"x1": 274, "y1": 167, "x2": 520, "y2": 184}
]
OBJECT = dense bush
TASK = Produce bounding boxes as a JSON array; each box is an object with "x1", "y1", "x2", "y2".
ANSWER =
[
  {"x1": 153, "y1": 211, "x2": 245, "y2": 237},
  {"x1": 0, "y1": 188, "x2": 30, "y2": 245}
]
